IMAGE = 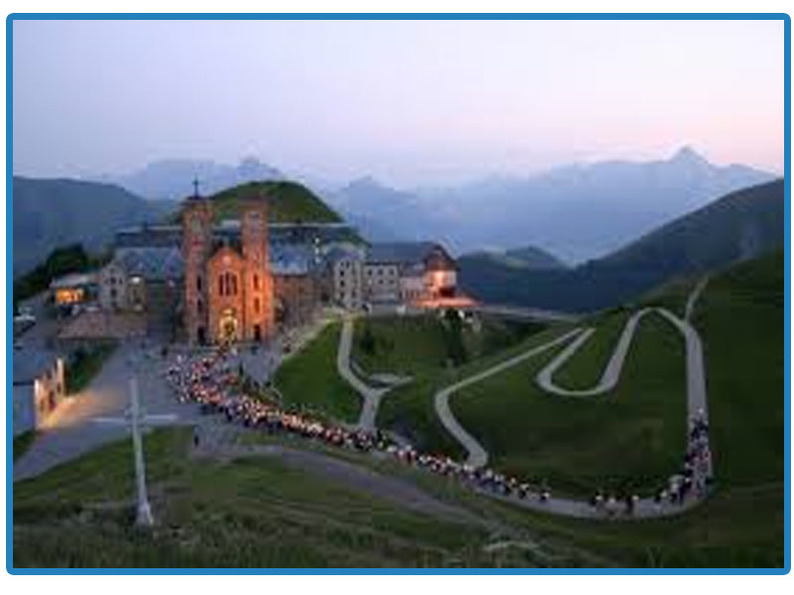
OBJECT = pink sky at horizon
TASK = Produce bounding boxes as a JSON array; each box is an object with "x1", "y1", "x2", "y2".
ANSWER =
[{"x1": 12, "y1": 18, "x2": 786, "y2": 186}]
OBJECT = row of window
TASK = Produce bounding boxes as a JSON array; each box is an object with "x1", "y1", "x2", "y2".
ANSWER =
[
  {"x1": 196, "y1": 273, "x2": 261, "y2": 295},
  {"x1": 219, "y1": 272, "x2": 239, "y2": 296}
]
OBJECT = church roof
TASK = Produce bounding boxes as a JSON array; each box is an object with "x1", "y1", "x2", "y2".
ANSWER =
[
  {"x1": 271, "y1": 244, "x2": 315, "y2": 275},
  {"x1": 114, "y1": 247, "x2": 184, "y2": 281},
  {"x1": 365, "y1": 242, "x2": 444, "y2": 266}
]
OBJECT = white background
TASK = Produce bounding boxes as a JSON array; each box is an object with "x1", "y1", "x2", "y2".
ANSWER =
[{"x1": 0, "y1": 0, "x2": 791, "y2": 592}]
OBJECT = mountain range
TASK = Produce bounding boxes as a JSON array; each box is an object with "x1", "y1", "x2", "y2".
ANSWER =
[
  {"x1": 457, "y1": 179, "x2": 784, "y2": 312},
  {"x1": 102, "y1": 157, "x2": 285, "y2": 201},
  {"x1": 327, "y1": 147, "x2": 775, "y2": 263},
  {"x1": 12, "y1": 177, "x2": 175, "y2": 276}
]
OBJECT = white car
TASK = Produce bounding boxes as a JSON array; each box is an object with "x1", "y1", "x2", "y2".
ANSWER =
[{"x1": 13, "y1": 312, "x2": 36, "y2": 325}]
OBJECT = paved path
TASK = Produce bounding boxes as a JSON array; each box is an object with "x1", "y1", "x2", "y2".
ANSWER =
[
  {"x1": 429, "y1": 278, "x2": 712, "y2": 519},
  {"x1": 336, "y1": 317, "x2": 391, "y2": 431},
  {"x1": 537, "y1": 308, "x2": 663, "y2": 397},
  {"x1": 14, "y1": 342, "x2": 200, "y2": 482},
  {"x1": 193, "y1": 419, "x2": 485, "y2": 527},
  {"x1": 434, "y1": 329, "x2": 585, "y2": 468},
  {"x1": 685, "y1": 275, "x2": 710, "y2": 321}
]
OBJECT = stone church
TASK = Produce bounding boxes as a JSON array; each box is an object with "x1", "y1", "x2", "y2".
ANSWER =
[{"x1": 182, "y1": 192, "x2": 276, "y2": 345}]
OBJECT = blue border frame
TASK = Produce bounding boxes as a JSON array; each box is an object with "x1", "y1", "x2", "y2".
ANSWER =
[{"x1": 5, "y1": 12, "x2": 791, "y2": 575}]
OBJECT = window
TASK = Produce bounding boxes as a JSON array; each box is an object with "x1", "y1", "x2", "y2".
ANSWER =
[
  {"x1": 218, "y1": 272, "x2": 238, "y2": 296},
  {"x1": 254, "y1": 298, "x2": 260, "y2": 314},
  {"x1": 197, "y1": 299, "x2": 203, "y2": 313},
  {"x1": 253, "y1": 274, "x2": 260, "y2": 290},
  {"x1": 197, "y1": 276, "x2": 202, "y2": 292}
]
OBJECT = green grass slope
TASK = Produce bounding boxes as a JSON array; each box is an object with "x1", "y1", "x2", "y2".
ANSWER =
[
  {"x1": 171, "y1": 180, "x2": 343, "y2": 224},
  {"x1": 551, "y1": 308, "x2": 631, "y2": 390},
  {"x1": 12, "y1": 429, "x2": 495, "y2": 568},
  {"x1": 272, "y1": 323, "x2": 361, "y2": 423},
  {"x1": 376, "y1": 324, "x2": 568, "y2": 457},
  {"x1": 693, "y1": 250, "x2": 784, "y2": 489},
  {"x1": 453, "y1": 312, "x2": 687, "y2": 496}
]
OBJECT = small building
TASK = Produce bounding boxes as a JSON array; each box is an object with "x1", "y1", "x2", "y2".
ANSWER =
[
  {"x1": 326, "y1": 245, "x2": 366, "y2": 310},
  {"x1": 12, "y1": 348, "x2": 66, "y2": 436},
  {"x1": 271, "y1": 244, "x2": 321, "y2": 328},
  {"x1": 98, "y1": 246, "x2": 183, "y2": 338},
  {"x1": 49, "y1": 272, "x2": 97, "y2": 311},
  {"x1": 364, "y1": 242, "x2": 459, "y2": 305}
]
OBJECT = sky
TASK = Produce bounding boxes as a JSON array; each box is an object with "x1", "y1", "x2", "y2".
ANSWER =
[{"x1": 12, "y1": 18, "x2": 786, "y2": 186}]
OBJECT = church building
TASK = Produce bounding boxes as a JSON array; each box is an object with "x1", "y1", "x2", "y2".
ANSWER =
[{"x1": 182, "y1": 192, "x2": 275, "y2": 344}]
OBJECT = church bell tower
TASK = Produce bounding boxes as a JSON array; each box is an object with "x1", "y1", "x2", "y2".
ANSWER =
[
  {"x1": 182, "y1": 179, "x2": 213, "y2": 344},
  {"x1": 241, "y1": 193, "x2": 274, "y2": 342}
]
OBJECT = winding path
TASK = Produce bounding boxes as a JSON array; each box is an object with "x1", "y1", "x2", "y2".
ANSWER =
[
  {"x1": 537, "y1": 308, "x2": 666, "y2": 397},
  {"x1": 434, "y1": 328, "x2": 585, "y2": 468},
  {"x1": 430, "y1": 278, "x2": 712, "y2": 519},
  {"x1": 336, "y1": 317, "x2": 390, "y2": 431}
]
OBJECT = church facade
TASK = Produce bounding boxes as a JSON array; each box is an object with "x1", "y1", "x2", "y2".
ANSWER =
[{"x1": 182, "y1": 193, "x2": 275, "y2": 344}]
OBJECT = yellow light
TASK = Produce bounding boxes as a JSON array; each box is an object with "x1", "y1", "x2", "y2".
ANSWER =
[{"x1": 55, "y1": 288, "x2": 84, "y2": 304}]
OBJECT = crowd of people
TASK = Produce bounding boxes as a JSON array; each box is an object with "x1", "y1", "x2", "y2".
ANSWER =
[
  {"x1": 589, "y1": 409, "x2": 713, "y2": 516},
  {"x1": 165, "y1": 346, "x2": 712, "y2": 518}
]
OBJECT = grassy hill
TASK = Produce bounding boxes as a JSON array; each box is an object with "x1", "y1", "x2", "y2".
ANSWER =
[
  {"x1": 272, "y1": 322, "x2": 361, "y2": 423},
  {"x1": 10, "y1": 429, "x2": 519, "y2": 568},
  {"x1": 12, "y1": 176, "x2": 175, "y2": 276},
  {"x1": 460, "y1": 245, "x2": 568, "y2": 273},
  {"x1": 352, "y1": 314, "x2": 544, "y2": 378},
  {"x1": 452, "y1": 311, "x2": 687, "y2": 496},
  {"x1": 459, "y1": 179, "x2": 784, "y2": 312},
  {"x1": 170, "y1": 180, "x2": 344, "y2": 224},
  {"x1": 12, "y1": 249, "x2": 785, "y2": 568},
  {"x1": 384, "y1": 250, "x2": 784, "y2": 566}
]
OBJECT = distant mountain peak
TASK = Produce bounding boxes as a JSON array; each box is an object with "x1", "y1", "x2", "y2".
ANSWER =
[{"x1": 670, "y1": 145, "x2": 710, "y2": 167}]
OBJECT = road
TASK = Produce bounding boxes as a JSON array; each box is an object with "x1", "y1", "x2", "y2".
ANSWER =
[
  {"x1": 336, "y1": 317, "x2": 390, "y2": 430},
  {"x1": 13, "y1": 342, "x2": 200, "y2": 482},
  {"x1": 434, "y1": 329, "x2": 584, "y2": 468},
  {"x1": 429, "y1": 277, "x2": 712, "y2": 519}
]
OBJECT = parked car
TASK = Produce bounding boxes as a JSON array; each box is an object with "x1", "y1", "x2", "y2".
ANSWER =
[{"x1": 13, "y1": 312, "x2": 36, "y2": 325}]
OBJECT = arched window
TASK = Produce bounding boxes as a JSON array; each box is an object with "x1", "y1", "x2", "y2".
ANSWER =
[
  {"x1": 196, "y1": 276, "x2": 202, "y2": 292},
  {"x1": 231, "y1": 274, "x2": 238, "y2": 295},
  {"x1": 218, "y1": 275, "x2": 225, "y2": 296},
  {"x1": 253, "y1": 274, "x2": 260, "y2": 290},
  {"x1": 254, "y1": 297, "x2": 260, "y2": 314}
]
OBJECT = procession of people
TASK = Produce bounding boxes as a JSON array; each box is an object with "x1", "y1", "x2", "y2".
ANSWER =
[{"x1": 164, "y1": 345, "x2": 713, "y2": 519}]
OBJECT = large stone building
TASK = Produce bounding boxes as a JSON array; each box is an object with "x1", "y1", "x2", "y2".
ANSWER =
[
  {"x1": 96, "y1": 190, "x2": 327, "y2": 345},
  {"x1": 183, "y1": 193, "x2": 275, "y2": 344},
  {"x1": 362, "y1": 242, "x2": 459, "y2": 305}
]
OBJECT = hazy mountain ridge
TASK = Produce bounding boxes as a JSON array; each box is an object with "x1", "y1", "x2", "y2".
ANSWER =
[
  {"x1": 461, "y1": 245, "x2": 568, "y2": 271},
  {"x1": 458, "y1": 179, "x2": 784, "y2": 312},
  {"x1": 103, "y1": 157, "x2": 285, "y2": 201},
  {"x1": 329, "y1": 147, "x2": 775, "y2": 261},
  {"x1": 12, "y1": 176, "x2": 176, "y2": 276}
]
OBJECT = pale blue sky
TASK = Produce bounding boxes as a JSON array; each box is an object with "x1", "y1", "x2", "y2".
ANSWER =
[{"x1": 12, "y1": 18, "x2": 785, "y2": 185}]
